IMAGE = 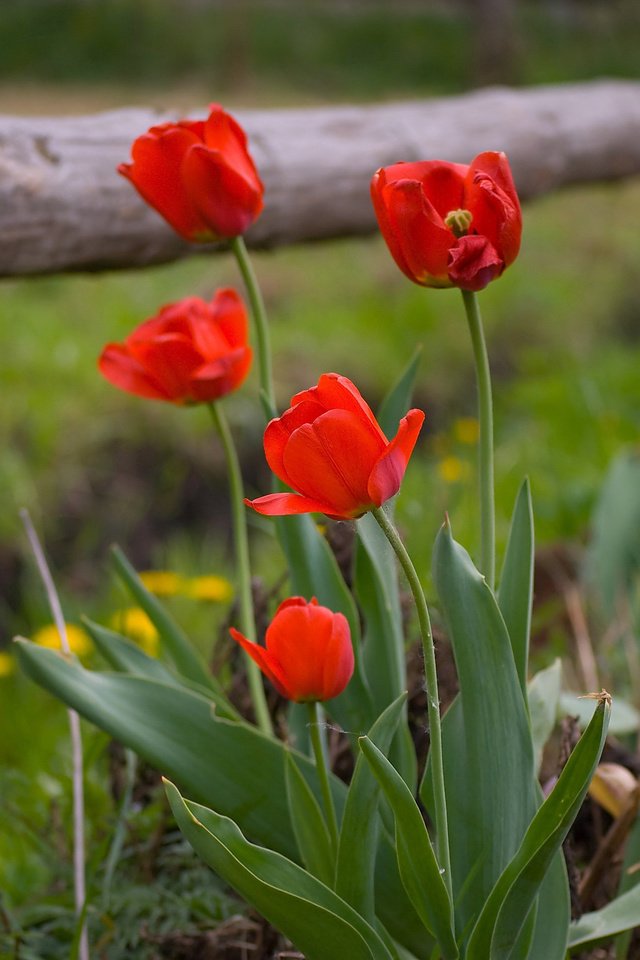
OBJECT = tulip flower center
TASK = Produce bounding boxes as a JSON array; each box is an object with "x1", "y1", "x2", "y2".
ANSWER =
[{"x1": 444, "y1": 208, "x2": 473, "y2": 238}]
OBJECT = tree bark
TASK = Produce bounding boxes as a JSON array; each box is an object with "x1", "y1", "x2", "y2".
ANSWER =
[{"x1": 1, "y1": 80, "x2": 639, "y2": 278}]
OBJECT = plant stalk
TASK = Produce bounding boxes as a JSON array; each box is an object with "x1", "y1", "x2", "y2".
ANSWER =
[
  {"x1": 208, "y1": 403, "x2": 273, "y2": 736},
  {"x1": 372, "y1": 505, "x2": 452, "y2": 898},
  {"x1": 230, "y1": 235, "x2": 276, "y2": 418},
  {"x1": 20, "y1": 509, "x2": 89, "y2": 960},
  {"x1": 307, "y1": 700, "x2": 339, "y2": 851},
  {"x1": 461, "y1": 289, "x2": 495, "y2": 590}
]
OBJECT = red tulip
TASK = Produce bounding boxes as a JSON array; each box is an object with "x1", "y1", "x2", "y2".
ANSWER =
[
  {"x1": 98, "y1": 289, "x2": 252, "y2": 404},
  {"x1": 371, "y1": 151, "x2": 521, "y2": 292},
  {"x1": 230, "y1": 597, "x2": 354, "y2": 703},
  {"x1": 119, "y1": 104, "x2": 264, "y2": 242},
  {"x1": 246, "y1": 373, "x2": 424, "y2": 520}
]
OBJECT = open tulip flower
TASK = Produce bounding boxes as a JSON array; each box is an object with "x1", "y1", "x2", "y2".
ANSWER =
[
  {"x1": 119, "y1": 103, "x2": 264, "y2": 242},
  {"x1": 371, "y1": 151, "x2": 521, "y2": 291},
  {"x1": 98, "y1": 289, "x2": 252, "y2": 404},
  {"x1": 230, "y1": 597, "x2": 354, "y2": 703},
  {"x1": 246, "y1": 372, "x2": 424, "y2": 520}
]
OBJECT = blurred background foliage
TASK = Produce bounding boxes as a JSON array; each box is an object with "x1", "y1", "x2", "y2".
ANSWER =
[{"x1": 1, "y1": 0, "x2": 640, "y2": 954}]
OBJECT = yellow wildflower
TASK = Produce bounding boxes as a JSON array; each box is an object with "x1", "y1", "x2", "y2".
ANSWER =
[
  {"x1": 454, "y1": 417, "x2": 480, "y2": 445},
  {"x1": 139, "y1": 570, "x2": 184, "y2": 596},
  {"x1": 0, "y1": 651, "x2": 15, "y2": 677},
  {"x1": 438, "y1": 456, "x2": 469, "y2": 485},
  {"x1": 110, "y1": 607, "x2": 159, "y2": 657},
  {"x1": 182, "y1": 575, "x2": 234, "y2": 603},
  {"x1": 32, "y1": 623, "x2": 92, "y2": 657}
]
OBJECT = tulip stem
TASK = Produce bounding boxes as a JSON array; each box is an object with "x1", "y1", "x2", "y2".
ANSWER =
[
  {"x1": 230, "y1": 236, "x2": 276, "y2": 419},
  {"x1": 461, "y1": 289, "x2": 495, "y2": 591},
  {"x1": 307, "y1": 700, "x2": 339, "y2": 852},
  {"x1": 372, "y1": 505, "x2": 452, "y2": 899},
  {"x1": 208, "y1": 402, "x2": 273, "y2": 737}
]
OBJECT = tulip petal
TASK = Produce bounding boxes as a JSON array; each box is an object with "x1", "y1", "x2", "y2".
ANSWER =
[
  {"x1": 283, "y1": 410, "x2": 385, "y2": 518},
  {"x1": 98, "y1": 343, "x2": 172, "y2": 401},
  {"x1": 263, "y1": 400, "x2": 328, "y2": 488},
  {"x1": 128, "y1": 334, "x2": 204, "y2": 402},
  {"x1": 189, "y1": 346, "x2": 252, "y2": 401},
  {"x1": 322, "y1": 613, "x2": 355, "y2": 701},
  {"x1": 447, "y1": 235, "x2": 503, "y2": 292},
  {"x1": 245, "y1": 492, "x2": 340, "y2": 517},
  {"x1": 465, "y1": 152, "x2": 522, "y2": 266},
  {"x1": 381, "y1": 179, "x2": 454, "y2": 287},
  {"x1": 120, "y1": 128, "x2": 214, "y2": 241},
  {"x1": 292, "y1": 373, "x2": 386, "y2": 441},
  {"x1": 182, "y1": 145, "x2": 264, "y2": 238},
  {"x1": 368, "y1": 408, "x2": 425, "y2": 506},
  {"x1": 204, "y1": 105, "x2": 264, "y2": 192},
  {"x1": 228, "y1": 627, "x2": 289, "y2": 698},
  {"x1": 207, "y1": 288, "x2": 249, "y2": 349}
]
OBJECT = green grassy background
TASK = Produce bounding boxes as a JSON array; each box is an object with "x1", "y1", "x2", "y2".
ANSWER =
[{"x1": 1, "y1": 0, "x2": 640, "y2": 951}]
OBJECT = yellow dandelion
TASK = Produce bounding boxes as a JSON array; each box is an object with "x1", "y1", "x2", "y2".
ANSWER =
[
  {"x1": 182, "y1": 575, "x2": 234, "y2": 603},
  {"x1": 454, "y1": 417, "x2": 480, "y2": 446},
  {"x1": 139, "y1": 570, "x2": 184, "y2": 596},
  {"x1": 0, "y1": 651, "x2": 15, "y2": 678},
  {"x1": 32, "y1": 623, "x2": 92, "y2": 657},
  {"x1": 110, "y1": 607, "x2": 159, "y2": 657},
  {"x1": 438, "y1": 456, "x2": 469, "y2": 485}
]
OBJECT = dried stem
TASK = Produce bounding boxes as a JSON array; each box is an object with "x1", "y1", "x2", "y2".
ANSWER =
[{"x1": 20, "y1": 508, "x2": 89, "y2": 960}]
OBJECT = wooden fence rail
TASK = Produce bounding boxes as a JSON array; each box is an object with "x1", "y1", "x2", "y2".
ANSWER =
[{"x1": 1, "y1": 79, "x2": 639, "y2": 278}]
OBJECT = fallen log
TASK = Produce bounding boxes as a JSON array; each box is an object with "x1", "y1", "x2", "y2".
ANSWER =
[{"x1": 1, "y1": 79, "x2": 639, "y2": 277}]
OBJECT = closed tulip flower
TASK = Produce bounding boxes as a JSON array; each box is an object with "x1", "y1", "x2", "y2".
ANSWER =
[
  {"x1": 119, "y1": 104, "x2": 264, "y2": 242},
  {"x1": 246, "y1": 373, "x2": 424, "y2": 520},
  {"x1": 230, "y1": 597, "x2": 354, "y2": 703},
  {"x1": 98, "y1": 289, "x2": 252, "y2": 404},
  {"x1": 371, "y1": 151, "x2": 521, "y2": 292}
]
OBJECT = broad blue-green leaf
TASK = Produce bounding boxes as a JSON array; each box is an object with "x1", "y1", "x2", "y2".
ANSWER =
[
  {"x1": 528, "y1": 659, "x2": 562, "y2": 773},
  {"x1": 165, "y1": 780, "x2": 395, "y2": 960},
  {"x1": 376, "y1": 347, "x2": 422, "y2": 440},
  {"x1": 559, "y1": 691, "x2": 639, "y2": 735},
  {"x1": 569, "y1": 880, "x2": 640, "y2": 952},
  {"x1": 335, "y1": 694, "x2": 408, "y2": 922},
  {"x1": 527, "y1": 848, "x2": 570, "y2": 960},
  {"x1": 276, "y1": 513, "x2": 373, "y2": 732},
  {"x1": 15, "y1": 639, "x2": 425, "y2": 955},
  {"x1": 82, "y1": 617, "x2": 239, "y2": 721},
  {"x1": 285, "y1": 751, "x2": 334, "y2": 888},
  {"x1": 429, "y1": 522, "x2": 537, "y2": 941},
  {"x1": 614, "y1": 812, "x2": 640, "y2": 958},
  {"x1": 111, "y1": 545, "x2": 222, "y2": 695},
  {"x1": 586, "y1": 447, "x2": 640, "y2": 620},
  {"x1": 356, "y1": 513, "x2": 417, "y2": 788},
  {"x1": 497, "y1": 478, "x2": 534, "y2": 696},
  {"x1": 466, "y1": 696, "x2": 610, "y2": 959},
  {"x1": 358, "y1": 736, "x2": 458, "y2": 960}
]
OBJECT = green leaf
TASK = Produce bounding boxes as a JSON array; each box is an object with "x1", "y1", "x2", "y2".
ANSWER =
[
  {"x1": 335, "y1": 694, "x2": 408, "y2": 922},
  {"x1": 15, "y1": 639, "x2": 425, "y2": 956},
  {"x1": 355, "y1": 513, "x2": 417, "y2": 789},
  {"x1": 559, "y1": 691, "x2": 640, "y2": 734},
  {"x1": 285, "y1": 752, "x2": 335, "y2": 888},
  {"x1": 82, "y1": 616, "x2": 239, "y2": 720},
  {"x1": 110, "y1": 545, "x2": 222, "y2": 695},
  {"x1": 276, "y1": 513, "x2": 373, "y2": 732},
  {"x1": 586, "y1": 447, "x2": 640, "y2": 620},
  {"x1": 569, "y1": 884, "x2": 640, "y2": 952},
  {"x1": 466, "y1": 696, "x2": 610, "y2": 959},
  {"x1": 165, "y1": 780, "x2": 395, "y2": 960},
  {"x1": 497, "y1": 478, "x2": 534, "y2": 697},
  {"x1": 376, "y1": 347, "x2": 422, "y2": 440},
  {"x1": 528, "y1": 659, "x2": 562, "y2": 773},
  {"x1": 358, "y1": 736, "x2": 458, "y2": 960},
  {"x1": 614, "y1": 812, "x2": 640, "y2": 958},
  {"x1": 428, "y1": 522, "x2": 537, "y2": 940},
  {"x1": 527, "y1": 849, "x2": 571, "y2": 960}
]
